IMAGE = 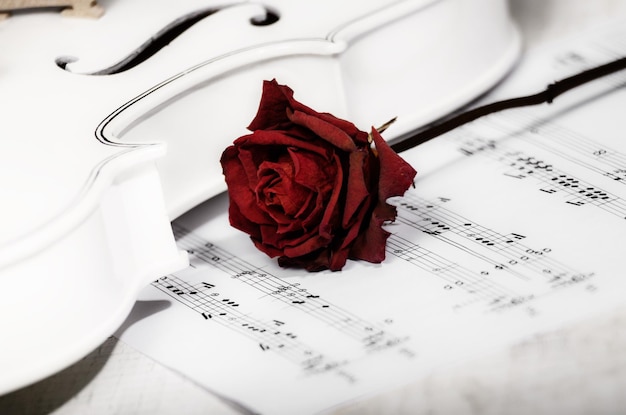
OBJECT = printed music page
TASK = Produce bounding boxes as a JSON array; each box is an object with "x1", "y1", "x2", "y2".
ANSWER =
[{"x1": 117, "y1": 18, "x2": 626, "y2": 415}]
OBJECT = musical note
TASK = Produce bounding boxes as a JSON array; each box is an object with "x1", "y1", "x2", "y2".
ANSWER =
[
  {"x1": 448, "y1": 127, "x2": 626, "y2": 219},
  {"x1": 151, "y1": 224, "x2": 415, "y2": 380},
  {"x1": 115, "y1": 20, "x2": 626, "y2": 415},
  {"x1": 391, "y1": 194, "x2": 595, "y2": 311}
]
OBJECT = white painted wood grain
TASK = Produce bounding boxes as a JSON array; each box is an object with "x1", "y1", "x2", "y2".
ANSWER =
[{"x1": 2, "y1": 2, "x2": 626, "y2": 414}]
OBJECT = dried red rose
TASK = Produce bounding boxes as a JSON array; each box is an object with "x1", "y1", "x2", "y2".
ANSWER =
[{"x1": 220, "y1": 79, "x2": 416, "y2": 271}]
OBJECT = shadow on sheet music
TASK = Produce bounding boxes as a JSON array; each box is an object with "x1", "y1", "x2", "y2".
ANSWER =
[{"x1": 0, "y1": 300, "x2": 171, "y2": 415}]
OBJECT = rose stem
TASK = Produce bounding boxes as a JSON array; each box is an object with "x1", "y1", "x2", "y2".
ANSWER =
[{"x1": 389, "y1": 55, "x2": 626, "y2": 154}]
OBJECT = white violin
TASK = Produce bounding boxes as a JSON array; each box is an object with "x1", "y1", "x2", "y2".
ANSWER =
[{"x1": 0, "y1": 0, "x2": 520, "y2": 394}]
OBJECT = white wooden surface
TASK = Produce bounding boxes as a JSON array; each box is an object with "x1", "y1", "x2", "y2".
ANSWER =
[{"x1": 1, "y1": 1, "x2": 626, "y2": 414}]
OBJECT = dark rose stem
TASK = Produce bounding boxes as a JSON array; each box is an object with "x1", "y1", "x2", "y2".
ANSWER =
[
  {"x1": 221, "y1": 55, "x2": 626, "y2": 272},
  {"x1": 390, "y1": 55, "x2": 626, "y2": 154}
]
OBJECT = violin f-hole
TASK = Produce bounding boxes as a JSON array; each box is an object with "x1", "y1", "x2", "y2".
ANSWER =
[
  {"x1": 250, "y1": 7, "x2": 279, "y2": 26},
  {"x1": 55, "y1": 5, "x2": 280, "y2": 76}
]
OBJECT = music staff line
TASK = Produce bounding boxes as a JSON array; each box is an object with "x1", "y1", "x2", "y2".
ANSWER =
[
  {"x1": 394, "y1": 215, "x2": 530, "y2": 281},
  {"x1": 554, "y1": 39, "x2": 626, "y2": 89},
  {"x1": 399, "y1": 193, "x2": 588, "y2": 278},
  {"x1": 153, "y1": 275, "x2": 318, "y2": 365},
  {"x1": 389, "y1": 193, "x2": 593, "y2": 309},
  {"x1": 447, "y1": 127, "x2": 626, "y2": 220},
  {"x1": 385, "y1": 232, "x2": 521, "y2": 310},
  {"x1": 496, "y1": 43, "x2": 626, "y2": 184},
  {"x1": 171, "y1": 223, "x2": 406, "y2": 351},
  {"x1": 536, "y1": 37, "x2": 626, "y2": 180},
  {"x1": 486, "y1": 111, "x2": 626, "y2": 185}
]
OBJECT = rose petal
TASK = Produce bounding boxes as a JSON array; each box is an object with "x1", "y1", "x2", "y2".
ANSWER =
[
  {"x1": 255, "y1": 170, "x2": 292, "y2": 227},
  {"x1": 247, "y1": 79, "x2": 294, "y2": 131},
  {"x1": 318, "y1": 153, "x2": 344, "y2": 239},
  {"x1": 315, "y1": 112, "x2": 370, "y2": 146},
  {"x1": 246, "y1": 79, "x2": 365, "y2": 148},
  {"x1": 227, "y1": 196, "x2": 262, "y2": 240},
  {"x1": 283, "y1": 234, "x2": 331, "y2": 258},
  {"x1": 254, "y1": 150, "x2": 334, "y2": 235},
  {"x1": 293, "y1": 192, "x2": 316, "y2": 220},
  {"x1": 371, "y1": 128, "x2": 417, "y2": 202},
  {"x1": 221, "y1": 146, "x2": 273, "y2": 225},
  {"x1": 258, "y1": 224, "x2": 287, "y2": 248},
  {"x1": 290, "y1": 148, "x2": 336, "y2": 190},
  {"x1": 299, "y1": 190, "x2": 329, "y2": 232},
  {"x1": 237, "y1": 146, "x2": 264, "y2": 189},
  {"x1": 349, "y1": 214, "x2": 391, "y2": 263},
  {"x1": 237, "y1": 130, "x2": 331, "y2": 159},
  {"x1": 328, "y1": 248, "x2": 350, "y2": 271},
  {"x1": 251, "y1": 236, "x2": 283, "y2": 258},
  {"x1": 278, "y1": 249, "x2": 331, "y2": 272},
  {"x1": 287, "y1": 109, "x2": 357, "y2": 152},
  {"x1": 256, "y1": 159, "x2": 309, "y2": 216},
  {"x1": 336, "y1": 188, "x2": 373, "y2": 267},
  {"x1": 273, "y1": 80, "x2": 367, "y2": 146},
  {"x1": 259, "y1": 221, "x2": 326, "y2": 252},
  {"x1": 224, "y1": 81, "x2": 417, "y2": 272},
  {"x1": 349, "y1": 128, "x2": 417, "y2": 263},
  {"x1": 342, "y1": 149, "x2": 370, "y2": 228}
]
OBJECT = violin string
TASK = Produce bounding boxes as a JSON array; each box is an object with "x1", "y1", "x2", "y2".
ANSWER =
[{"x1": 390, "y1": 55, "x2": 626, "y2": 154}]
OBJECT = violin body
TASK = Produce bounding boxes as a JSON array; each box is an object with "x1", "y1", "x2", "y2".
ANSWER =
[{"x1": 0, "y1": 0, "x2": 520, "y2": 393}]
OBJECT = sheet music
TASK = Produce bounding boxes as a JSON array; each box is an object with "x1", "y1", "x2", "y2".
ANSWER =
[{"x1": 117, "y1": 19, "x2": 626, "y2": 415}]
